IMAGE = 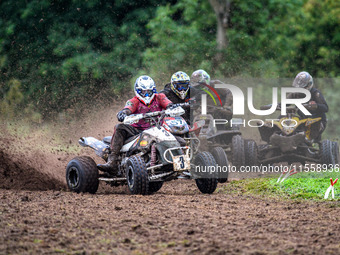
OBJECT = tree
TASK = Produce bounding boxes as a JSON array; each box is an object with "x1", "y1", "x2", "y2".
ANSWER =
[
  {"x1": 208, "y1": 0, "x2": 231, "y2": 62},
  {"x1": 143, "y1": 0, "x2": 216, "y2": 81},
  {"x1": 0, "y1": 0, "x2": 174, "y2": 117}
]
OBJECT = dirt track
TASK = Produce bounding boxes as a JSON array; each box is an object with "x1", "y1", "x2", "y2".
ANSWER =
[
  {"x1": 2, "y1": 181, "x2": 340, "y2": 254},
  {"x1": 1, "y1": 108, "x2": 340, "y2": 254}
]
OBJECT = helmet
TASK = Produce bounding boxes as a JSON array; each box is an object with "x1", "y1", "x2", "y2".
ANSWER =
[
  {"x1": 134, "y1": 75, "x2": 157, "y2": 105},
  {"x1": 191, "y1": 69, "x2": 211, "y2": 86},
  {"x1": 170, "y1": 71, "x2": 190, "y2": 100},
  {"x1": 292, "y1": 71, "x2": 313, "y2": 91}
]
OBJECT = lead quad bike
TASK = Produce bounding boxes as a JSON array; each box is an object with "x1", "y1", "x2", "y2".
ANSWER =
[
  {"x1": 66, "y1": 106, "x2": 218, "y2": 195},
  {"x1": 255, "y1": 104, "x2": 339, "y2": 167}
]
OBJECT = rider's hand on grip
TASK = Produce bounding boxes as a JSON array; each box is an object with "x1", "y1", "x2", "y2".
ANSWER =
[
  {"x1": 168, "y1": 104, "x2": 179, "y2": 110},
  {"x1": 307, "y1": 101, "x2": 318, "y2": 111},
  {"x1": 117, "y1": 111, "x2": 127, "y2": 122}
]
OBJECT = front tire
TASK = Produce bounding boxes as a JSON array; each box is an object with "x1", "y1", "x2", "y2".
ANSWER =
[
  {"x1": 148, "y1": 181, "x2": 163, "y2": 194},
  {"x1": 231, "y1": 135, "x2": 245, "y2": 170},
  {"x1": 211, "y1": 147, "x2": 229, "y2": 183},
  {"x1": 194, "y1": 152, "x2": 218, "y2": 194},
  {"x1": 126, "y1": 156, "x2": 149, "y2": 195},
  {"x1": 244, "y1": 139, "x2": 258, "y2": 167},
  {"x1": 320, "y1": 140, "x2": 335, "y2": 168},
  {"x1": 66, "y1": 156, "x2": 99, "y2": 194}
]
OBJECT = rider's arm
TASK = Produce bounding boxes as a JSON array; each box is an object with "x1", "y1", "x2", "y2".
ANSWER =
[
  {"x1": 157, "y1": 93, "x2": 173, "y2": 109},
  {"x1": 117, "y1": 98, "x2": 137, "y2": 122},
  {"x1": 123, "y1": 98, "x2": 138, "y2": 113},
  {"x1": 313, "y1": 90, "x2": 328, "y2": 114}
]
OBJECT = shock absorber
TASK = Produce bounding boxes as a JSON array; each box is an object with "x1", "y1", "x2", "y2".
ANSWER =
[{"x1": 150, "y1": 144, "x2": 157, "y2": 166}]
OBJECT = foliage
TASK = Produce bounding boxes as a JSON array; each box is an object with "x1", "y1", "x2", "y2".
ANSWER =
[
  {"x1": 143, "y1": 0, "x2": 216, "y2": 82},
  {"x1": 0, "y1": 0, "x2": 339, "y2": 120},
  {"x1": 145, "y1": 0, "x2": 339, "y2": 78},
  {"x1": 0, "y1": 0, "x2": 174, "y2": 117},
  {"x1": 316, "y1": 78, "x2": 340, "y2": 140}
]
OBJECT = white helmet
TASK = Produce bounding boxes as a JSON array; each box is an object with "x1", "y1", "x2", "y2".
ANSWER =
[
  {"x1": 134, "y1": 75, "x2": 157, "y2": 105},
  {"x1": 292, "y1": 71, "x2": 313, "y2": 91},
  {"x1": 191, "y1": 69, "x2": 211, "y2": 86}
]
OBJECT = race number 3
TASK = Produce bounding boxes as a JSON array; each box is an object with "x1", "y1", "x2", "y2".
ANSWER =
[{"x1": 179, "y1": 156, "x2": 185, "y2": 169}]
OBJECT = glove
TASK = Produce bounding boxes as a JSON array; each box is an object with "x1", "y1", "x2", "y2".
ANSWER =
[
  {"x1": 117, "y1": 111, "x2": 127, "y2": 122},
  {"x1": 167, "y1": 104, "x2": 178, "y2": 110},
  {"x1": 307, "y1": 102, "x2": 318, "y2": 111}
]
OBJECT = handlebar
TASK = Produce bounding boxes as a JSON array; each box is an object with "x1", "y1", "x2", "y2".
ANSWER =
[{"x1": 123, "y1": 106, "x2": 185, "y2": 125}]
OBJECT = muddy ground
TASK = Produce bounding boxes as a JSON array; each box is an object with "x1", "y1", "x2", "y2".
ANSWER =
[
  {"x1": 1, "y1": 106, "x2": 340, "y2": 254},
  {"x1": 2, "y1": 182, "x2": 340, "y2": 255}
]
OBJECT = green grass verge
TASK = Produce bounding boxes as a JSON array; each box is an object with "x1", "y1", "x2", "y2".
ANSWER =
[{"x1": 219, "y1": 171, "x2": 340, "y2": 200}]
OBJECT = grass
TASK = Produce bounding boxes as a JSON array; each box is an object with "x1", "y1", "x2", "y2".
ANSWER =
[{"x1": 219, "y1": 170, "x2": 340, "y2": 200}]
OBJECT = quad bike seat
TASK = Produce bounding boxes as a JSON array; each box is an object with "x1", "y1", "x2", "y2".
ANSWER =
[{"x1": 103, "y1": 136, "x2": 112, "y2": 144}]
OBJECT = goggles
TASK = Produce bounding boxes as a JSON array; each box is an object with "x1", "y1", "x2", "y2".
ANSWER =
[
  {"x1": 137, "y1": 88, "x2": 156, "y2": 97},
  {"x1": 174, "y1": 82, "x2": 189, "y2": 91}
]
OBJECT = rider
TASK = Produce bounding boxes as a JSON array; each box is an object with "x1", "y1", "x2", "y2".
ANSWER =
[
  {"x1": 160, "y1": 71, "x2": 191, "y2": 124},
  {"x1": 190, "y1": 69, "x2": 233, "y2": 128},
  {"x1": 98, "y1": 75, "x2": 172, "y2": 174},
  {"x1": 290, "y1": 71, "x2": 328, "y2": 142}
]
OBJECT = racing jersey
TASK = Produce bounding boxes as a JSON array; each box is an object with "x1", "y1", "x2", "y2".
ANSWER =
[{"x1": 123, "y1": 93, "x2": 172, "y2": 130}]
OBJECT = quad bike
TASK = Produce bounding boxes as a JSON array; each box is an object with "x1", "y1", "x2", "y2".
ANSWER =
[
  {"x1": 255, "y1": 104, "x2": 339, "y2": 167},
  {"x1": 66, "y1": 106, "x2": 218, "y2": 195},
  {"x1": 192, "y1": 106, "x2": 247, "y2": 183}
]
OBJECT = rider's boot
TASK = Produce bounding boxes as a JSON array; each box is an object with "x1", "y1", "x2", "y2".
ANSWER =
[{"x1": 97, "y1": 153, "x2": 119, "y2": 175}]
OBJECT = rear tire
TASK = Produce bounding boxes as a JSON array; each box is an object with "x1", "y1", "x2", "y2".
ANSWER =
[
  {"x1": 211, "y1": 147, "x2": 229, "y2": 183},
  {"x1": 320, "y1": 140, "x2": 335, "y2": 169},
  {"x1": 244, "y1": 139, "x2": 258, "y2": 167},
  {"x1": 332, "y1": 141, "x2": 339, "y2": 165},
  {"x1": 194, "y1": 152, "x2": 218, "y2": 194},
  {"x1": 148, "y1": 181, "x2": 163, "y2": 194},
  {"x1": 66, "y1": 156, "x2": 99, "y2": 194},
  {"x1": 231, "y1": 135, "x2": 245, "y2": 170},
  {"x1": 126, "y1": 156, "x2": 149, "y2": 195}
]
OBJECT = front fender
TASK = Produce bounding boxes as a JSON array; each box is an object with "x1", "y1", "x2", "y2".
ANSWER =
[{"x1": 155, "y1": 140, "x2": 181, "y2": 165}]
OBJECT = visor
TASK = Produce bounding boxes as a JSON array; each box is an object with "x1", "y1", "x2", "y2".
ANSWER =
[
  {"x1": 137, "y1": 89, "x2": 154, "y2": 97},
  {"x1": 174, "y1": 81, "x2": 189, "y2": 91}
]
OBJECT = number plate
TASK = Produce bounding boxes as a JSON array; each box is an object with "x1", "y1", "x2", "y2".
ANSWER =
[{"x1": 172, "y1": 155, "x2": 190, "y2": 171}]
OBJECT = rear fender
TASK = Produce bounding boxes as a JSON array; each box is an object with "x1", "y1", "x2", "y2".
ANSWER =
[{"x1": 79, "y1": 137, "x2": 110, "y2": 158}]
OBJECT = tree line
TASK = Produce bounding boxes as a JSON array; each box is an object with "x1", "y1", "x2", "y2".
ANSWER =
[{"x1": 0, "y1": 0, "x2": 339, "y2": 122}]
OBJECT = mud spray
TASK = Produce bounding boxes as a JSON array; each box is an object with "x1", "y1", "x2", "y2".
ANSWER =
[{"x1": 0, "y1": 101, "x2": 126, "y2": 191}]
